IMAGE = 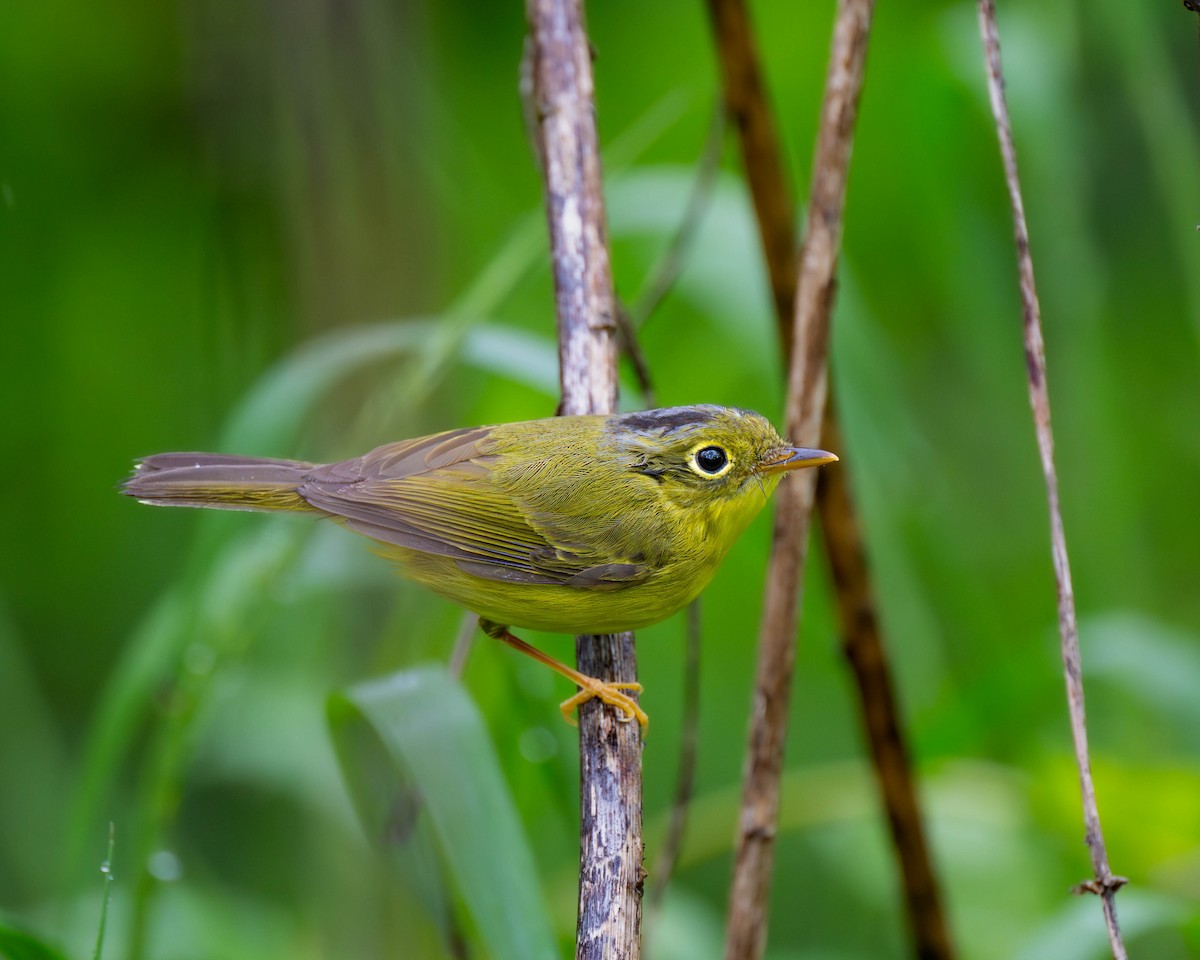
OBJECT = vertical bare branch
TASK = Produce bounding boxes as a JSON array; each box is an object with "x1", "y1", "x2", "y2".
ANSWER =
[
  {"x1": 528, "y1": 0, "x2": 618, "y2": 418},
  {"x1": 975, "y1": 3, "x2": 1128, "y2": 957},
  {"x1": 722, "y1": 2, "x2": 874, "y2": 958},
  {"x1": 525, "y1": 2, "x2": 644, "y2": 958},
  {"x1": 704, "y1": 1, "x2": 954, "y2": 953}
]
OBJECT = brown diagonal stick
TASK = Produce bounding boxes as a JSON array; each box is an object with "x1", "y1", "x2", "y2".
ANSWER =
[
  {"x1": 976, "y1": 3, "x2": 1128, "y2": 958},
  {"x1": 708, "y1": 1, "x2": 954, "y2": 954},
  {"x1": 525, "y1": 1, "x2": 645, "y2": 959},
  {"x1": 705, "y1": 2, "x2": 955, "y2": 956},
  {"x1": 705, "y1": 0, "x2": 797, "y2": 345},
  {"x1": 717, "y1": 2, "x2": 879, "y2": 958}
]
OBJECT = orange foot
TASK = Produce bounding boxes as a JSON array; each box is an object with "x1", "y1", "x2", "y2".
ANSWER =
[
  {"x1": 560, "y1": 680, "x2": 648, "y2": 729},
  {"x1": 478, "y1": 619, "x2": 650, "y2": 730}
]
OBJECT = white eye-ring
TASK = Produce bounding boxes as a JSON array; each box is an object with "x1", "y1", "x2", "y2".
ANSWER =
[{"x1": 690, "y1": 443, "x2": 732, "y2": 478}]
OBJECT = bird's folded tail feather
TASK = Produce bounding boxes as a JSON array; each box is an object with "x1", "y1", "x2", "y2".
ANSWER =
[{"x1": 121, "y1": 453, "x2": 318, "y2": 513}]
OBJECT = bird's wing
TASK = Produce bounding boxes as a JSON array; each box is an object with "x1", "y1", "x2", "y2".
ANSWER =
[{"x1": 297, "y1": 428, "x2": 652, "y2": 589}]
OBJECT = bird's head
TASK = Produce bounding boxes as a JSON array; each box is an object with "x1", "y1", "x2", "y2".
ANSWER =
[{"x1": 608, "y1": 404, "x2": 837, "y2": 530}]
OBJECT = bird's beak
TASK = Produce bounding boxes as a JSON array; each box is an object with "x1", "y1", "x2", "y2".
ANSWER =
[{"x1": 758, "y1": 446, "x2": 839, "y2": 475}]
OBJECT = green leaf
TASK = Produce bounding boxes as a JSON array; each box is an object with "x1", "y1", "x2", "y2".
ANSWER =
[
  {"x1": 1084, "y1": 612, "x2": 1200, "y2": 733},
  {"x1": 461, "y1": 326, "x2": 560, "y2": 396},
  {"x1": 0, "y1": 918, "x2": 71, "y2": 960},
  {"x1": 220, "y1": 321, "x2": 439, "y2": 453},
  {"x1": 1015, "y1": 889, "x2": 1187, "y2": 960},
  {"x1": 328, "y1": 665, "x2": 558, "y2": 960},
  {"x1": 67, "y1": 522, "x2": 305, "y2": 874},
  {"x1": 0, "y1": 596, "x2": 67, "y2": 894},
  {"x1": 91, "y1": 823, "x2": 115, "y2": 960}
]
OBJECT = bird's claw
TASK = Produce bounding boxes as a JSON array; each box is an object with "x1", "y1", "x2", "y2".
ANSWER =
[{"x1": 560, "y1": 680, "x2": 648, "y2": 729}]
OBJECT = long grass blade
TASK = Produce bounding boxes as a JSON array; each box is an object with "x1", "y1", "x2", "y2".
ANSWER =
[{"x1": 328, "y1": 665, "x2": 557, "y2": 960}]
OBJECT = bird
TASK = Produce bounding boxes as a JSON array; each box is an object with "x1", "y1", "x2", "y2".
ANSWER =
[{"x1": 122, "y1": 404, "x2": 837, "y2": 728}]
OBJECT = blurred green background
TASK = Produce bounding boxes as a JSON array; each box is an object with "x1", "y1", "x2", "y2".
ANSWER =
[{"x1": 2, "y1": 1, "x2": 1199, "y2": 958}]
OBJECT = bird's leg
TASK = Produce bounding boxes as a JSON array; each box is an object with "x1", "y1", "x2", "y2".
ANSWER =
[{"x1": 479, "y1": 619, "x2": 648, "y2": 729}]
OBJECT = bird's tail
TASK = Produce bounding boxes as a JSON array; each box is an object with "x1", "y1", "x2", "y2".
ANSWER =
[{"x1": 122, "y1": 453, "x2": 319, "y2": 513}]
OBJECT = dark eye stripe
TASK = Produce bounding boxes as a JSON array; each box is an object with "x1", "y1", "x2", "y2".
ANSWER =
[{"x1": 695, "y1": 446, "x2": 728, "y2": 475}]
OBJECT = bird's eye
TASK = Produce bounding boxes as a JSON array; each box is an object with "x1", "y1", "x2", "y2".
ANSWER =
[{"x1": 694, "y1": 445, "x2": 729, "y2": 475}]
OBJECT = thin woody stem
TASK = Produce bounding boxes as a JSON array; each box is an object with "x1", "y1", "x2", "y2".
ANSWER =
[
  {"x1": 704, "y1": 0, "x2": 797, "y2": 349},
  {"x1": 976, "y1": 3, "x2": 1128, "y2": 957},
  {"x1": 704, "y1": 0, "x2": 954, "y2": 954},
  {"x1": 718, "y1": 1, "x2": 875, "y2": 958}
]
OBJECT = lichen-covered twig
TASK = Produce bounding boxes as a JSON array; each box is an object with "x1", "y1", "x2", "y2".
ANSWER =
[{"x1": 525, "y1": 1, "x2": 644, "y2": 958}]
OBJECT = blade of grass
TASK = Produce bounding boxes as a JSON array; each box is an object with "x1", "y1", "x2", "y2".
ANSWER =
[
  {"x1": 220, "y1": 321, "x2": 439, "y2": 453},
  {"x1": 76, "y1": 320, "x2": 446, "y2": 878},
  {"x1": 66, "y1": 588, "x2": 188, "y2": 874},
  {"x1": 125, "y1": 524, "x2": 306, "y2": 960},
  {"x1": 328, "y1": 665, "x2": 557, "y2": 960},
  {"x1": 91, "y1": 823, "x2": 115, "y2": 960},
  {"x1": 0, "y1": 597, "x2": 67, "y2": 898}
]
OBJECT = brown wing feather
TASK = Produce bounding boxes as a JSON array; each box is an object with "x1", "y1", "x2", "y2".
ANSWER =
[{"x1": 296, "y1": 427, "x2": 651, "y2": 589}]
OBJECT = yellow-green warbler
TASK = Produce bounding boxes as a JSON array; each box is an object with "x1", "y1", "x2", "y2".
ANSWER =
[{"x1": 123, "y1": 404, "x2": 836, "y2": 728}]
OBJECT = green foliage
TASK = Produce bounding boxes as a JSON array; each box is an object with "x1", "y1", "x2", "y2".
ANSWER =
[
  {"x1": 328, "y1": 666, "x2": 557, "y2": 960},
  {"x1": 2, "y1": 1, "x2": 1198, "y2": 958},
  {"x1": 0, "y1": 918, "x2": 71, "y2": 960}
]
